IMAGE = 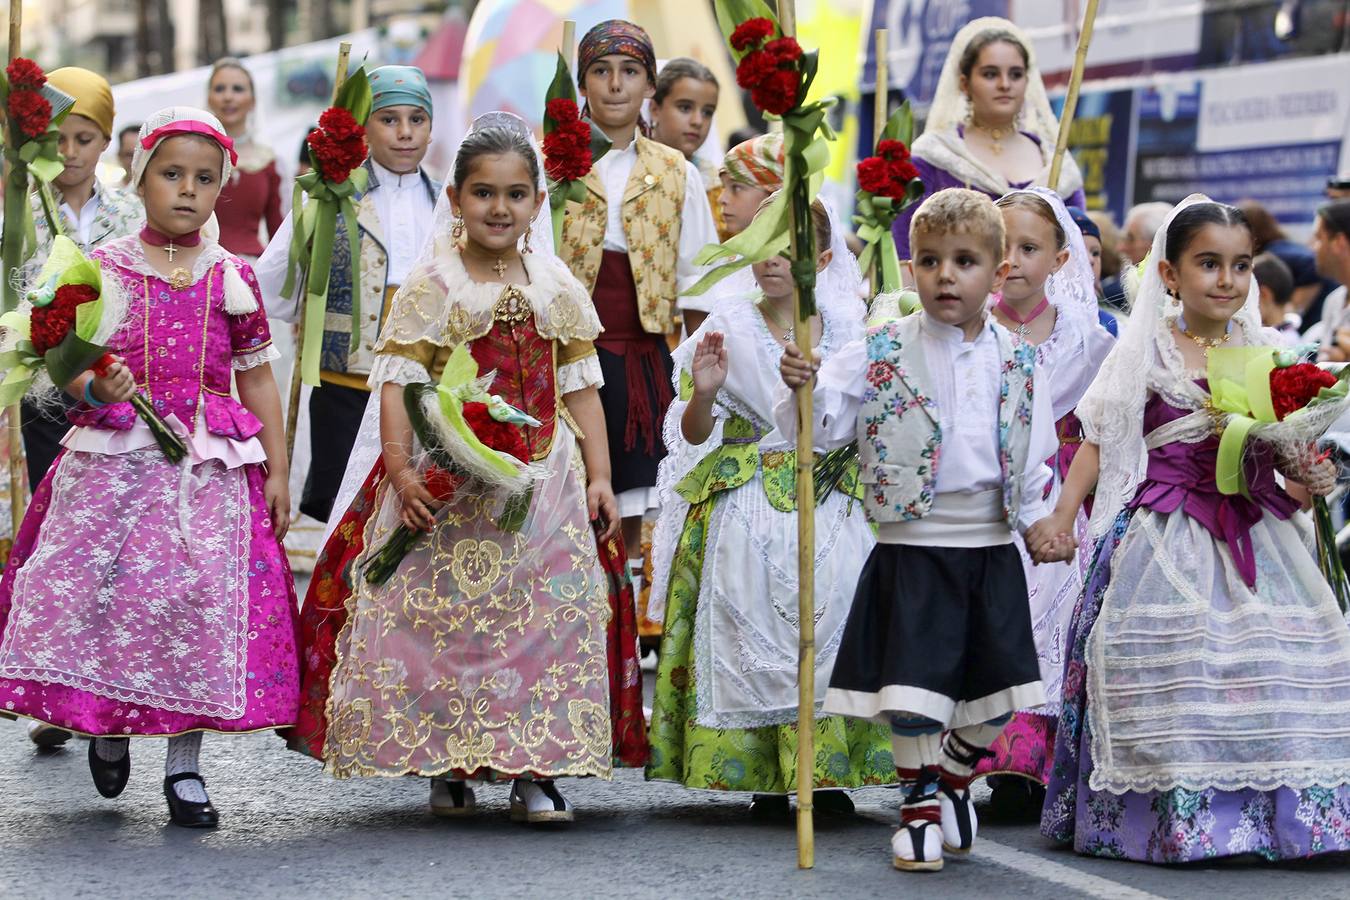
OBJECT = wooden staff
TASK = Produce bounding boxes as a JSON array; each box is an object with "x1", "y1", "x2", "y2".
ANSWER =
[
  {"x1": 285, "y1": 40, "x2": 352, "y2": 465},
  {"x1": 775, "y1": 0, "x2": 817, "y2": 872},
  {"x1": 1049, "y1": 0, "x2": 1100, "y2": 188},
  {"x1": 7, "y1": 1, "x2": 26, "y2": 535},
  {"x1": 869, "y1": 28, "x2": 888, "y2": 298},
  {"x1": 561, "y1": 19, "x2": 576, "y2": 64}
]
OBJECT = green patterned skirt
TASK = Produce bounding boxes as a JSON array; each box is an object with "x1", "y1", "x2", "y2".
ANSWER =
[{"x1": 645, "y1": 499, "x2": 897, "y2": 793}]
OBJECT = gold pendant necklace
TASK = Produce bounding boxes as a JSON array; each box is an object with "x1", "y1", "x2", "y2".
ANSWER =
[
  {"x1": 492, "y1": 256, "x2": 508, "y2": 278},
  {"x1": 1178, "y1": 320, "x2": 1232, "y2": 352},
  {"x1": 971, "y1": 118, "x2": 1011, "y2": 155},
  {"x1": 168, "y1": 267, "x2": 192, "y2": 290},
  {"x1": 757, "y1": 297, "x2": 797, "y2": 343}
]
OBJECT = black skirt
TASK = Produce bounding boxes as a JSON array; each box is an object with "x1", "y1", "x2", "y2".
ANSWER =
[
  {"x1": 824, "y1": 542, "x2": 1044, "y2": 728},
  {"x1": 20, "y1": 395, "x2": 76, "y2": 488},
  {"x1": 595, "y1": 343, "x2": 672, "y2": 496}
]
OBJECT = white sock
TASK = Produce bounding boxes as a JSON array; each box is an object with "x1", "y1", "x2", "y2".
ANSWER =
[
  {"x1": 93, "y1": 737, "x2": 129, "y2": 762},
  {"x1": 165, "y1": 732, "x2": 208, "y2": 803}
]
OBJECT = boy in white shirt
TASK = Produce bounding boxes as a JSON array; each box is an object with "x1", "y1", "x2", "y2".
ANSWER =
[{"x1": 779, "y1": 188, "x2": 1073, "y2": 872}]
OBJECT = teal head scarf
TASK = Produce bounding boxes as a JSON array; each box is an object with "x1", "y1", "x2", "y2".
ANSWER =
[{"x1": 369, "y1": 65, "x2": 433, "y2": 118}]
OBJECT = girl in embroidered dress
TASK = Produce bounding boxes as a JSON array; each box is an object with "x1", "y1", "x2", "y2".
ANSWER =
[
  {"x1": 645, "y1": 198, "x2": 894, "y2": 815},
  {"x1": 286, "y1": 115, "x2": 646, "y2": 824},
  {"x1": 0, "y1": 107, "x2": 298, "y2": 828},
  {"x1": 976, "y1": 188, "x2": 1114, "y2": 813},
  {"x1": 1032, "y1": 195, "x2": 1350, "y2": 863}
]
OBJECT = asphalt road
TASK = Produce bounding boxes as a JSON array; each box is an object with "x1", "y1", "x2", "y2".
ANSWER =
[{"x1": 0, "y1": 578, "x2": 1347, "y2": 898}]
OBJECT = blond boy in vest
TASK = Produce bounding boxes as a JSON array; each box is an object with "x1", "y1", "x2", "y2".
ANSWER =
[
  {"x1": 560, "y1": 20, "x2": 718, "y2": 587},
  {"x1": 778, "y1": 189, "x2": 1074, "y2": 873}
]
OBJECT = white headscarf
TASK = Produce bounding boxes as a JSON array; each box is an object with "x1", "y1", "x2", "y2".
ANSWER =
[
  {"x1": 999, "y1": 186, "x2": 1116, "y2": 418},
  {"x1": 916, "y1": 17, "x2": 1084, "y2": 200},
  {"x1": 131, "y1": 106, "x2": 237, "y2": 187}
]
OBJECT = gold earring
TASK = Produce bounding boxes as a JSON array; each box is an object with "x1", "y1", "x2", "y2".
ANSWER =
[
  {"x1": 523, "y1": 222, "x2": 533, "y2": 254},
  {"x1": 451, "y1": 215, "x2": 464, "y2": 245}
]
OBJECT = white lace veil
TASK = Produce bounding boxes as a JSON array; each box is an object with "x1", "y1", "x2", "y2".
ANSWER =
[
  {"x1": 1001, "y1": 186, "x2": 1116, "y2": 417},
  {"x1": 1078, "y1": 194, "x2": 1266, "y2": 537},
  {"x1": 646, "y1": 197, "x2": 865, "y2": 625},
  {"x1": 320, "y1": 111, "x2": 556, "y2": 545},
  {"x1": 920, "y1": 17, "x2": 1083, "y2": 199}
]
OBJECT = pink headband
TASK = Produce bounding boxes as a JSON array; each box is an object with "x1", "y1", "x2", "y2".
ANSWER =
[{"x1": 140, "y1": 121, "x2": 239, "y2": 166}]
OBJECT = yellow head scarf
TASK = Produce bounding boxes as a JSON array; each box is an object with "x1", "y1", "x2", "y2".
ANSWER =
[{"x1": 47, "y1": 67, "x2": 115, "y2": 138}]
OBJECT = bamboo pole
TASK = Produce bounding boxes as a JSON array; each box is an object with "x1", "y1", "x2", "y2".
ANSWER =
[
  {"x1": 777, "y1": 0, "x2": 816, "y2": 872},
  {"x1": 7, "y1": 1, "x2": 26, "y2": 536},
  {"x1": 1048, "y1": 0, "x2": 1100, "y2": 189},
  {"x1": 869, "y1": 28, "x2": 888, "y2": 299},
  {"x1": 561, "y1": 19, "x2": 576, "y2": 64},
  {"x1": 285, "y1": 40, "x2": 352, "y2": 465}
]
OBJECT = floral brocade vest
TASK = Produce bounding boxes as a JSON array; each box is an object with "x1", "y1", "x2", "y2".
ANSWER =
[
  {"x1": 470, "y1": 285, "x2": 559, "y2": 462},
  {"x1": 857, "y1": 315, "x2": 1036, "y2": 525},
  {"x1": 561, "y1": 136, "x2": 686, "y2": 335}
]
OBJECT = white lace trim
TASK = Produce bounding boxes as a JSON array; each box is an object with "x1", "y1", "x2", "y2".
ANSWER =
[
  {"x1": 232, "y1": 343, "x2": 280, "y2": 372},
  {"x1": 95, "y1": 234, "x2": 235, "y2": 285},
  {"x1": 558, "y1": 354, "x2": 603, "y2": 395},
  {"x1": 368, "y1": 353, "x2": 431, "y2": 388},
  {"x1": 1086, "y1": 508, "x2": 1350, "y2": 794}
]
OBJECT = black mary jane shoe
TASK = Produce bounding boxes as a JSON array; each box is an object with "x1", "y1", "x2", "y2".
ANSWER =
[
  {"x1": 88, "y1": 739, "x2": 131, "y2": 799},
  {"x1": 814, "y1": 789, "x2": 856, "y2": 816},
  {"x1": 164, "y1": 773, "x2": 219, "y2": 829}
]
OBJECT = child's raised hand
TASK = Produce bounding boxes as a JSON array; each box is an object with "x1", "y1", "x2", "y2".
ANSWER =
[
  {"x1": 691, "y1": 331, "x2": 728, "y2": 398},
  {"x1": 779, "y1": 341, "x2": 816, "y2": 389},
  {"x1": 392, "y1": 467, "x2": 441, "y2": 532},
  {"x1": 88, "y1": 358, "x2": 135, "y2": 404}
]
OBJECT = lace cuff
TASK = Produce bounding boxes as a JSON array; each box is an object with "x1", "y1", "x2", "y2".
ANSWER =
[
  {"x1": 368, "y1": 353, "x2": 431, "y2": 388},
  {"x1": 232, "y1": 343, "x2": 280, "y2": 372},
  {"x1": 558, "y1": 354, "x2": 603, "y2": 395}
]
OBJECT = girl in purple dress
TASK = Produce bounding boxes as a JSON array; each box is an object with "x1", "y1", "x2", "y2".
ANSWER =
[
  {"x1": 1028, "y1": 195, "x2": 1350, "y2": 863},
  {"x1": 0, "y1": 107, "x2": 299, "y2": 828},
  {"x1": 891, "y1": 17, "x2": 1086, "y2": 261}
]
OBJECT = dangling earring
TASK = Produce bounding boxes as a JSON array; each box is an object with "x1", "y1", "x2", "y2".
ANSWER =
[
  {"x1": 451, "y1": 215, "x2": 465, "y2": 246},
  {"x1": 523, "y1": 222, "x2": 533, "y2": 254}
]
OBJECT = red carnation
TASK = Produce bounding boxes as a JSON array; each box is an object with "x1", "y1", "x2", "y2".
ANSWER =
[
  {"x1": 545, "y1": 98, "x2": 580, "y2": 126},
  {"x1": 424, "y1": 465, "x2": 465, "y2": 502},
  {"x1": 544, "y1": 119, "x2": 595, "y2": 182},
  {"x1": 31, "y1": 283, "x2": 98, "y2": 355},
  {"x1": 5, "y1": 58, "x2": 46, "y2": 91},
  {"x1": 891, "y1": 159, "x2": 921, "y2": 185},
  {"x1": 8, "y1": 89, "x2": 52, "y2": 139},
  {"x1": 735, "y1": 50, "x2": 778, "y2": 90},
  {"x1": 877, "y1": 139, "x2": 910, "y2": 161},
  {"x1": 730, "y1": 17, "x2": 775, "y2": 52},
  {"x1": 857, "y1": 157, "x2": 890, "y2": 195},
  {"x1": 765, "y1": 37, "x2": 803, "y2": 64},
  {"x1": 308, "y1": 109, "x2": 367, "y2": 184},
  {"x1": 462, "y1": 402, "x2": 529, "y2": 462},
  {"x1": 751, "y1": 69, "x2": 802, "y2": 117},
  {"x1": 1270, "y1": 363, "x2": 1338, "y2": 421}
]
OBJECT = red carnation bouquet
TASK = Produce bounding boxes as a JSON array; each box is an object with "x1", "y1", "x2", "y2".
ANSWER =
[
  {"x1": 283, "y1": 64, "x2": 373, "y2": 388},
  {"x1": 361, "y1": 346, "x2": 544, "y2": 585},
  {"x1": 542, "y1": 54, "x2": 613, "y2": 249},
  {"x1": 0, "y1": 237, "x2": 187, "y2": 462},
  {"x1": 1, "y1": 58, "x2": 76, "y2": 310},
  {"x1": 307, "y1": 107, "x2": 367, "y2": 184},
  {"x1": 729, "y1": 18, "x2": 806, "y2": 116},
  {"x1": 855, "y1": 101, "x2": 924, "y2": 297},
  {"x1": 1210, "y1": 346, "x2": 1350, "y2": 611}
]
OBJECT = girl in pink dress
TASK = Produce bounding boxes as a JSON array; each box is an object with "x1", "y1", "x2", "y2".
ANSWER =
[{"x1": 0, "y1": 107, "x2": 299, "y2": 828}]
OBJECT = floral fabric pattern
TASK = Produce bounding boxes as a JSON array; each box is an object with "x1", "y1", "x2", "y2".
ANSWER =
[
  {"x1": 1042, "y1": 509, "x2": 1350, "y2": 862},
  {"x1": 646, "y1": 500, "x2": 896, "y2": 792}
]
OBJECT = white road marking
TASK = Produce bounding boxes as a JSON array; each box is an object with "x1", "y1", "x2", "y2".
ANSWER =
[{"x1": 975, "y1": 836, "x2": 1170, "y2": 900}]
